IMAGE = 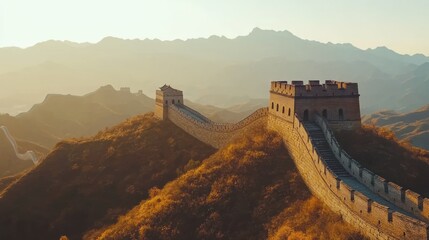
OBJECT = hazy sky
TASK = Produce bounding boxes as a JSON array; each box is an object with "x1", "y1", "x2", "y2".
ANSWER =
[{"x1": 1, "y1": 0, "x2": 428, "y2": 55}]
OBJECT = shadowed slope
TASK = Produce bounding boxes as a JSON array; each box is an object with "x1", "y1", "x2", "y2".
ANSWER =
[
  {"x1": 335, "y1": 125, "x2": 429, "y2": 197},
  {"x1": 0, "y1": 113, "x2": 215, "y2": 240},
  {"x1": 93, "y1": 126, "x2": 365, "y2": 240}
]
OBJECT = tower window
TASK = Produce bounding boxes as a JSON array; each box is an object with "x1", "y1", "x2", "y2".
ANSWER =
[
  {"x1": 304, "y1": 109, "x2": 309, "y2": 121},
  {"x1": 322, "y1": 109, "x2": 328, "y2": 118},
  {"x1": 165, "y1": 100, "x2": 168, "y2": 105},
  {"x1": 288, "y1": 108, "x2": 291, "y2": 116},
  {"x1": 339, "y1": 109, "x2": 344, "y2": 120},
  {"x1": 282, "y1": 106, "x2": 285, "y2": 114},
  {"x1": 172, "y1": 99, "x2": 175, "y2": 104},
  {"x1": 276, "y1": 104, "x2": 279, "y2": 112},
  {"x1": 271, "y1": 102, "x2": 274, "y2": 109}
]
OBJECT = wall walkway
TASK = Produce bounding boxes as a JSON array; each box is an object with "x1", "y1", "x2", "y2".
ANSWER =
[
  {"x1": 165, "y1": 103, "x2": 428, "y2": 239},
  {"x1": 167, "y1": 104, "x2": 268, "y2": 148}
]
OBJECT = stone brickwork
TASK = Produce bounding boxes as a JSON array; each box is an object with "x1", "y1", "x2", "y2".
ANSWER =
[
  {"x1": 155, "y1": 85, "x2": 184, "y2": 120},
  {"x1": 315, "y1": 114, "x2": 429, "y2": 224},
  {"x1": 267, "y1": 114, "x2": 428, "y2": 239},
  {"x1": 153, "y1": 84, "x2": 428, "y2": 239},
  {"x1": 270, "y1": 80, "x2": 361, "y2": 129},
  {"x1": 167, "y1": 105, "x2": 268, "y2": 148}
]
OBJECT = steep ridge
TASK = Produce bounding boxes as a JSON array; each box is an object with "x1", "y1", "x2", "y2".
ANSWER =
[
  {"x1": 0, "y1": 113, "x2": 215, "y2": 240},
  {"x1": 92, "y1": 126, "x2": 364, "y2": 240},
  {"x1": 164, "y1": 101, "x2": 429, "y2": 239}
]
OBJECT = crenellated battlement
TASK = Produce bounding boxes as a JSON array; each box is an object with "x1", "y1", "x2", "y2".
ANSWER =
[
  {"x1": 270, "y1": 80, "x2": 359, "y2": 98},
  {"x1": 153, "y1": 82, "x2": 427, "y2": 239}
]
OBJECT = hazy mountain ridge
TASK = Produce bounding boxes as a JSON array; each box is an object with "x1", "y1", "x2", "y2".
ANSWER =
[
  {"x1": 0, "y1": 84, "x2": 265, "y2": 179},
  {"x1": 1, "y1": 28, "x2": 428, "y2": 114},
  {"x1": 0, "y1": 85, "x2": 154, "y2": 149},
  {"x1": 363, "y1": 104, "x2": 429, "y2": 150}
]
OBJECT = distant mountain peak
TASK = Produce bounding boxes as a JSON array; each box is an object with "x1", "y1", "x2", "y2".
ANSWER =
[
  {"x1": 97, "y1": 84, "x2": 116, "y2": 92},
  {"x1": 368, "y1": 46, "x2": 396, "y2": 54},
  {"x1": 248, "y1": 27, "x2": 295, "y2": 38},
  {"x1": 98, "y1": 36, "x2": 124, "y2": 45},
  {"x1": 31, "y1": 40, "x2": 89, "y2": 50}
]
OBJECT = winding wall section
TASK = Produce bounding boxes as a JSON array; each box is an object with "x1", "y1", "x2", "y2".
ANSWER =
[
  {"x1": 166, "y1": 103, "x2": 429, "y2": 239},
  {"x1": 0, "y1": 126, "x2": 38, "y2": 164},
  {"x1": 167, "y1": 104, "x2": 268, "y2": 148}
]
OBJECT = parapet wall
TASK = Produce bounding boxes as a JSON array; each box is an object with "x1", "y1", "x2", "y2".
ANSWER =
[
  {"x1": 267, "y1": 114, "x2": 428, "y2": 240},
  {"x1": 270, "y1": 80, "x2": 359, "y2": 98},
  {"x1": 165, "y1": 102, "x2": 428, "y2": 239},
  {"x1": 167, "y1": 105, "x2": 268, "y2": 148},
  {"x1": 314, "y1": 114, "x2": 429, "y2": 223}
]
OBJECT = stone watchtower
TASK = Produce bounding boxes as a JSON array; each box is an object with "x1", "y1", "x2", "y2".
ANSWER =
[
  {"x1": 155, "y1": 84, "x2": 184, "y2": 120},
  {"x1": 269, "y1": 80, "x2": 361, "y2": 129}
]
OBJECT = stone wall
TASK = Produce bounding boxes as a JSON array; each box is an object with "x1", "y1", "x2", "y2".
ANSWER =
[
  {"x1": 268, "y1": 114, "x2": 428, "y2": 239},
  {"x1": 166, "y1": 102, "x2": 428, "y2": 239},
  {"x1": 167, "y1": 105, "x2": 268, "y2": 148},
  {"x1": 315, "y1": 114, "x2": 429, "y2": 223}
]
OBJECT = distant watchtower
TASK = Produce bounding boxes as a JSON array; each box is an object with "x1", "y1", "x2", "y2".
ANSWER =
[
  {"x1": 269, "y1": 80, "x2": 361, "y2": 129},
  {"x1": 155, "y1": 84, "x2": 184, "y2": 120}
]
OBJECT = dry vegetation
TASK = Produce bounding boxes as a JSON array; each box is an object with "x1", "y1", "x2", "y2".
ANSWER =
[
  {"x1": 0, "y1": 113, "x2": 215, "y2": 240},
  {"x1": 335, "y1": 125, "x2": 429, "y2": 197},
  {"x1": 93, "y1": 126, "x2": 365, "y2": 240}
]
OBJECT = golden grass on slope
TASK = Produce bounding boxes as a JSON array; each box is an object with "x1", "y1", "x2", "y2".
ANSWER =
[
  {"x1": 94, "y1": 126, "x2": 366, "y2": 240},
  {"x1": 335, "y1": 125, "x2": 429, "y2": 197},
  {"x1": 0, "y1": 113, "x2": 215, "y2": 240},
  {"x1": 268, "y1": 197, "x2": 363, "y2": 240}
]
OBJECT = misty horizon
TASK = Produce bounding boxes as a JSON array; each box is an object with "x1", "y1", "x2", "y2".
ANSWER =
[{"x1": 2, "y1": 27, "x2": 429, "y2": 58}]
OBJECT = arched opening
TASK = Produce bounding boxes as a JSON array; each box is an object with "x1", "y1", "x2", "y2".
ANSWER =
[
  {"x1": 339, "y1": 108, "x2": 344, "y2": 120},
  {"x1": 172, "y1": 99, "x2": 175, "y2": 104},
  {"x1": 178, "y1": 99, "x2": 181, "y2": 104},
  {"x1": 282, "y1": 106, "x2": 285, "y2": 114},
  {"x1": 276, "y1": 104, "x2": 279, "y2": 112},
  {"x1": 322, "y1": 109, "x2": 328, "y2": 118},
  {"x1": 271, "y1": 102, "x2": 274, "y2": 109},
  {"x1": 288, "y1": 108, "x2": 291, "y2": 116},
  {"x1": 303, "y1": 109, "x2": 309, "y2": 121}
]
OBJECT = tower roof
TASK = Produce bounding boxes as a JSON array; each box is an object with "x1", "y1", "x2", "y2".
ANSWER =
[{"x1": 158, "y1": 84, "x2": 183, "y2": 95}]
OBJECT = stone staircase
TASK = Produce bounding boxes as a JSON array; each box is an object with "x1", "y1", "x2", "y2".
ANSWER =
[
  {"x1": 303, "y1": 122, "x2": 414, "y2": 218},
  {"x1": 303, "y1": 122, "x2": 349, "y2": 177}
]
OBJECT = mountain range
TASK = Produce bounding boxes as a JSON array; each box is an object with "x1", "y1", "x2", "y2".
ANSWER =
[{"x1": 0, "y1": 28, "x2": 428, "y2": 115}]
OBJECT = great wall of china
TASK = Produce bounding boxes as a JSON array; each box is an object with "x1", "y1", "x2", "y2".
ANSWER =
[
  {"x1": 0, "y1": 126, "x2": 38, "y2": 165},
  {"x1": 154, "y1": 82, "x2": 429, "y2": 239}
]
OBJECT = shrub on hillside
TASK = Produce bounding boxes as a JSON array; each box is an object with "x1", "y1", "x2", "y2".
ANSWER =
[
  {"x1": 94, "y1": 126, "x2": 365, "y2": 240},
  {"x1": 336, "y1": 125, "x2": 429, "y2": 197}
]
